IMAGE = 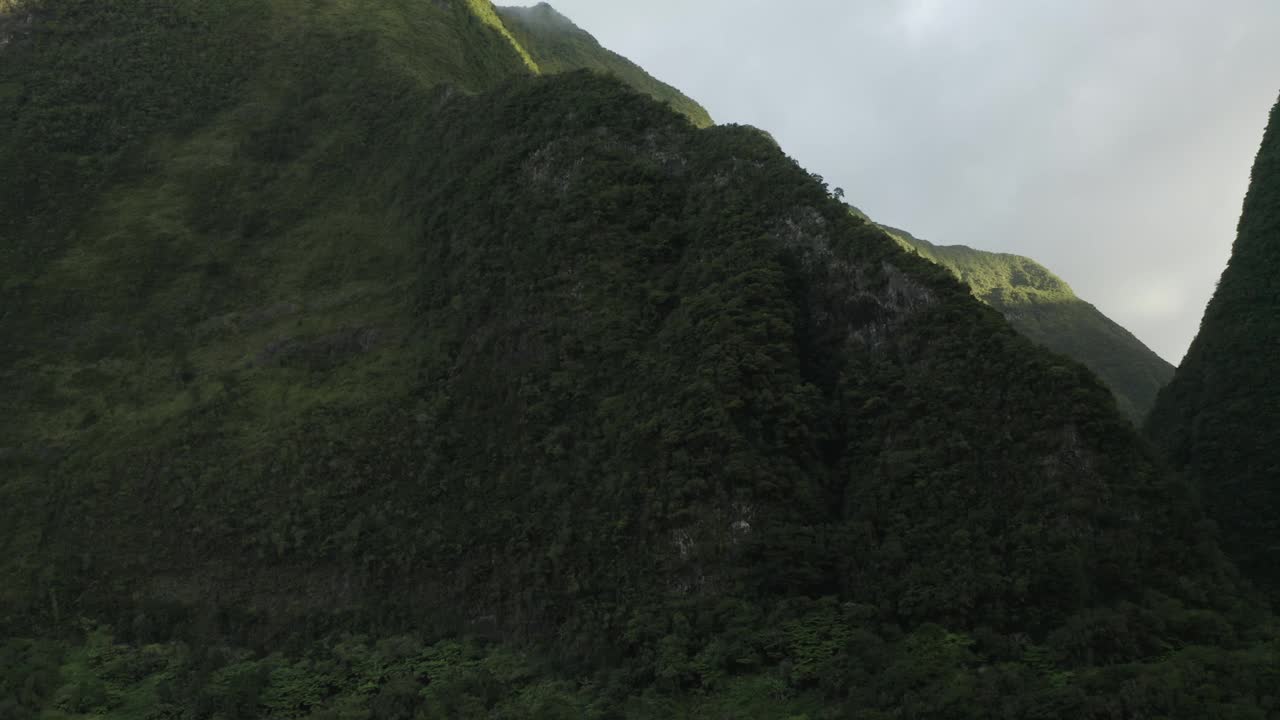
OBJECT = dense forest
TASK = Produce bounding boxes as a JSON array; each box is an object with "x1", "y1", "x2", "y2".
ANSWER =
[
  {"x1": 1, "y1": 1, "x2": 1277, "y2": 718},
  {"x1": 1147, "y1": 96, "x2": 1280, "y2": 602},
  {"x1": 876, "y1": 224, "x2": 1174, "y2": 422}
]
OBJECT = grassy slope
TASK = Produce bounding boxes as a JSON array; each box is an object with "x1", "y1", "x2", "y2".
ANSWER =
[
  {"x1": 882, "y1": 225, "x2": 1174, "y2": 422},
  {"x1": 1147, "y1": 97, "x2": 1280, "y2": 597},
  {"x1": 496, "y1": 2, "x2": 714, "y2": 128},
  {"x1": 0, "y1": 3, "x2": 1276, "y2": 718}
]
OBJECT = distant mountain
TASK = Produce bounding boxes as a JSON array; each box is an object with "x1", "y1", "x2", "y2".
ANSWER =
[
  {"x1": 1147, "y1": 96, "x2": 1280, "y2": 597},
  {"x1": 497, "y1": 3, "x2": 713, "y2": 127},
  {"x1": 877, "y1": 224, "x2": 1174, "y2": 421},
  {"x1": 0, "y1": 2, "x2": 1274, "y2": 718}
]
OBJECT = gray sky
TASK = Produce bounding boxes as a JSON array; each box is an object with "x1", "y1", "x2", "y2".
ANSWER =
[{"x1": 508, "y1": 0, "x2": 1280, "y2": 364}]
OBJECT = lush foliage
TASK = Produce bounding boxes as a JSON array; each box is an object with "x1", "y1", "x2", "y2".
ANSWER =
[
  {"x1": 5, "y1": 624, "x2": 1280, "y2": 720},
  {"x1": 1, "y1": 0, "x2": 533, "y2": 619},
  {"x1": 496, "y1": 2, "x2": 714, "y2": 128},
  {"x1": 881, "y1": 225, "x2": 1174, "y2": 422},
  {"x1": 1147, "y1": 96, "x2": 1280, "y2": 599},
  {"x1": 2, "y1": 2, "x2": 1277, "y2": 718}
]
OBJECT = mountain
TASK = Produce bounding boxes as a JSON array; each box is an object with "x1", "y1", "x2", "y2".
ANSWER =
[
  {"x1": 2, "y1": 2, "x2": 1276, "y2": 718},
  {"x1": 496, "y1": 3, "x2": 714, "y2": 128},
  {"x1": 878, "y1": 225, "x2": 1175, "y2": 422},
  {"x1": 1147, "y1": 96, "x2": 1280, "y2": 598}
]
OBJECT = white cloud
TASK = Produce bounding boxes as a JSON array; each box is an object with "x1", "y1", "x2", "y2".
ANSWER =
[
  {"x1": 897, "y1": 0, "x2": 946, "y2": 44},
  {"x1": 504, "y1": 0, "x2": 1280, "y2": 363}
]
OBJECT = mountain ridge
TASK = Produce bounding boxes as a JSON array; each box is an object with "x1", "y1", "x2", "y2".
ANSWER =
[
  {"x1": 1, "y1": 3, "x2": 1276, "y2": 717},
  {"x1": 1147, "y1": 95, "x2": 1280, "y2": 597},
  {"x1": 496, "y1": 2, "x2": 713, "y2": 127},
  {"x1": 879, "y1": 224, "x2": 1175, "y2": 421}
]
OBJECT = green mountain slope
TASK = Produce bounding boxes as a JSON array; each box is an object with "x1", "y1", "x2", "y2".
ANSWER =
[
  {"x1": 880, "y1": 225, "x2": 1175, "y2": 421},
  {"x1": 496, "y1": 2, "x2": 714, "y2": 128},
  {"x1": 0, "y1": 0, "x2": 535, "y2": 499},
  {"x1": 1, "y1": 3, "x2": 1276, "y2": 718},
  {"x1": 1147, "y1": 96, "x2": 1280, "y2": 597}
]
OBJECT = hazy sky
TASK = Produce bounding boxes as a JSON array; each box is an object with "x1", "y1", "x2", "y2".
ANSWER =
[{"x1": 508, "y1": 0, "x2": 1279, "y2": 364}]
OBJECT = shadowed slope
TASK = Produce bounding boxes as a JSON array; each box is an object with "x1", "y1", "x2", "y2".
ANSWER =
[
  {"x1": 0, "y1": 3, "x2": 1276, "y2": 717},
  {"x1": 1148, "y1": 96, "x2": 1280, "y2": 596}
]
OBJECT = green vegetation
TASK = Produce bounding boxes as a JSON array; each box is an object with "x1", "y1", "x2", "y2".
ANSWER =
[
  {"x1": 6, "y1": 623, "x2": 1280, "y2": 719},
  {"x1": 1147, "y1": 96, "x2": 1280, "y2": 599},
  {"x1": 881, "y1": 225, "x2": 1174, "y2": 421},
  {"x1": 1, "y1": 2, "x2": 1277, "y2": 717},
  {"x1": 496, "y1": 2, "x2": 714, "y2": 128},
  {"x1": 469, "y1": 0, "x2": 541, "y2": 72}
]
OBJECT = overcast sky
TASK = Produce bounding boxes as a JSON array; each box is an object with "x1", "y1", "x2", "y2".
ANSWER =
[{"x1": 509, "y1": 0, "x2": 1279, "y2": 364}]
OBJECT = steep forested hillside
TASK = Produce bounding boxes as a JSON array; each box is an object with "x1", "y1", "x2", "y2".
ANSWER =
[
  {"x1": 1147, "y1": 96, "x2": 1280, "y2": 599},
  {"x1": 880, "y1": 226, "x2": 1174, "y2": 421},
  {"x1": 1, "y1": 2, "x2": 1276, "y2": 718},
  {"x1": 496, "y1": 2, "x2": 714, "y2": 128}
]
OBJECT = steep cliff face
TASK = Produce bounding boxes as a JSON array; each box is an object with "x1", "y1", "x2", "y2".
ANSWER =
[
  {"x1": 1147, "y1": 97, "x2": 1280, "y2": 595},
  {"x1": 882, "y1": 226, "x2": 1175, "y2": 422},
  {"x1": 0, "y1": 3, "x2": 1276, "y2": 717}
]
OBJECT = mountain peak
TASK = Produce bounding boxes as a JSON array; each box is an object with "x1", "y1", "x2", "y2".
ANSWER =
[
  {"x1": 502, "y1": 2, "x2": 573, "y2": 26},
  {"x1": 1147, "y1": 95, "x2": 1280, "y2": 593},
  {"x1": 882, "y1": 222, "x2": 1174, "y2": 421},
  {"x1": 883, "y1": 225, "x2": 1077, "y2": 298},
  {"x1": 497, "y1": 3, "x2": 713, "y2": 127}
]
